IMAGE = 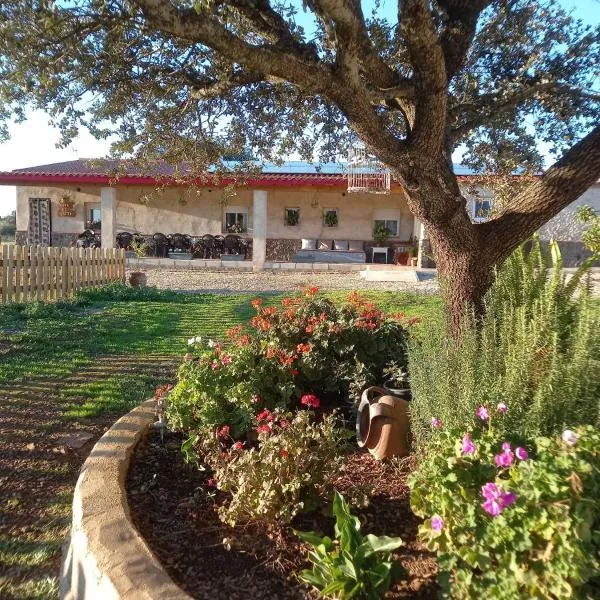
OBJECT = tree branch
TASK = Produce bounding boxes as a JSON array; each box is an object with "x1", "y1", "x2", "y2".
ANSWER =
[
  {"x1": 132, "y1": 0, "x2": 335, "y2": 96},
  {"x1": 451, "y1": 81, "x2": 600, "y2": 140},
  {"x1": 480, "y1": 124, "x2": 600, "y2": 259},
  {"x1": 437, "y1": 1, "x2": 492, "y2": 80},
  {"x1": 399, "y1": 0, "x2": 447, "y2": 154},
  {"x1": 186, "y1": 69, "x2": 269, "y2": 99}
]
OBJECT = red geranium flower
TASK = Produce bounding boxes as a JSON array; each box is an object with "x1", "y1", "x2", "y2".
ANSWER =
[
  {"x1": 257, "y1": 409, "x2": 274, "y2": 423},
  {"x1": 217, "y1": 425, "x2": 230, "y2": 439},
  {"x1": 280, "y1": 449, "x2": 289, "y2": 458},
  {"x1": 300, "y1": 394, "x2": 321, "y2": 409},
  {"x1": 290, "y1": 369, "x2": 299, "y2": 377},
  {"x1": 256, "y1": 423, "x2": 272, "y2": 434},
  {"x1": 233, "y1": 441, "x2": 245, "y2": 451},
  {"x1": 251, "y1": 298, "x2": 263, "y2": 309},
  {"x1": 207, "y1": 478, "x2": 217, "y2": 487}
]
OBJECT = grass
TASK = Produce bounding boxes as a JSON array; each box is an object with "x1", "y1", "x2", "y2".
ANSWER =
[{"x1": 0, "y1": 285, "x2": 440, "y2": 599}]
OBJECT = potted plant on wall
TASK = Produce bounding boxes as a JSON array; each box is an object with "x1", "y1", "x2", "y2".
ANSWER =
[
  {"x1": 323, "y1": 209, "x2": 338, "y2": 227},
  {"x1": 382, "y1": 362, "x2": 411, "y2": 400},
  {"x1": 128, "y1": 239, "x2": 148, "y2": 287},
  {"x1": 285, "y1": 208, "x2": 300, "y2": 227}
]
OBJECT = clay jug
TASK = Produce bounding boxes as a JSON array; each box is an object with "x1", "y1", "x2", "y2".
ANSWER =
[{"x1": 356, "y1": 386, "x2": 410, "y2": 460}]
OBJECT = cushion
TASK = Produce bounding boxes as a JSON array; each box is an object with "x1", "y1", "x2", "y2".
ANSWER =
[
  {"x1": 301, "y1": 238, "x2": 316, "y2": 250},
  {"x1": 348, "y1": 240, "x2": 364, "y2": 252},
  {"x1": 318, "y1": 240, "x2": 332, "y2": 250},
  {"x1": 333, "y1": 240, "x2": 349, "y2": 251}
]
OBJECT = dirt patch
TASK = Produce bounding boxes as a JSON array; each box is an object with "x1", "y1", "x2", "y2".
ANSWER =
[
  {"x1": 127, "y1": 430, "x2": 438, "y2": 600},
  {"x1": 0, "y1": 355, "x2": 179, "y2": 598}
]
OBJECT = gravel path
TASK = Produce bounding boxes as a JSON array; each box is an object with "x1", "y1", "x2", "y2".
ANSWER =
[{"x1": 140, "y1": 269, "x2": 440, "y2": 294}]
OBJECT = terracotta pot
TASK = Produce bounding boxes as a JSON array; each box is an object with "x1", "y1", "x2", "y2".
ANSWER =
[
  {"x1": 356, "y1": 386, "x2": 410, "y2": 460},
  {"x1": 128, "y1": 271, "x2": 147, "y2": 288}
]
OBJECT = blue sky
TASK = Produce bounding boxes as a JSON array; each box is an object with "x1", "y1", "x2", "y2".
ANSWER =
[{"x1": 0, "y1": 0, "x2": 598, "y2": 216}]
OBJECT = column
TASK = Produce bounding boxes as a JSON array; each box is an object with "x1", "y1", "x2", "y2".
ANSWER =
[
  {"x1": 412, "y1": 216, "x2": 425, "y2": 268},
  {"x1": 100, "y1": 187, "x2": 117, "y2": 249},
  {"x1": 252, "y1": 190, "x2": 267, "y2": 271}
]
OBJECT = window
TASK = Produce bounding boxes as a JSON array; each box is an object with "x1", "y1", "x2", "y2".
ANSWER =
[
  {"x1": 224, "y1": 208, "x2": 248, "y2": 233},
  {"x1": 86, "y1": 206, "x2": 101, "y2": 229},
  {"x1": 284, "y1": 207, "x2": 300, "y2": 226},
  {"x1": 373, "y1": 219, "x2": 399, "y2": 237},
  {"x1": 473, "y1": 197, "x2": 493, "y2": 221}
]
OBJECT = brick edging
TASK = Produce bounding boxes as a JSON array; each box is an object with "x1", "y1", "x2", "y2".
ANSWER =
[{"x1": 60, "y1": 399, "x2": 191, "y2": 600}]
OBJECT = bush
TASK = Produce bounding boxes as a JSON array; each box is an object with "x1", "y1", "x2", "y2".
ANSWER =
[
  {"x1": 295, "y1": 490, "x2": 404, "y2": 598},
  {"x1": 408, "y1": 238, "x2": 600, "y2": 448},
  {"x1": 74, "y1": 282, "x2": 181, "y2": 304},
  {"x1": 197, "y1": 409, "x2": 347, "y2": 525},
  {"x1": 409, "y1": 420, "x2": 600, "y2": 599},
  {"x1": 167, "y1": 289, "x2": 411, "y2": 438}
]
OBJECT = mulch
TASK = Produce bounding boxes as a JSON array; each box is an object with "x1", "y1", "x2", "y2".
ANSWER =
[{"x1": 127, "y1": 430, "x2": 438, "y2": 600}]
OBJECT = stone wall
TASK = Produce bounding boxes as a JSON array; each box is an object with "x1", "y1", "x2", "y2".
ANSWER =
[{"x1": 15, "y1": 230, "x2": 27, "y2": 245}]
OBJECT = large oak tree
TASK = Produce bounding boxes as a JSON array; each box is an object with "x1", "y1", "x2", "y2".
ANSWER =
[{"x1": 1, "y1": 0, "x2": 599, "y2": 323}]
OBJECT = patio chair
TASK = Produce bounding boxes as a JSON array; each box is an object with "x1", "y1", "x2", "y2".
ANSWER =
[
  {"x1": 116, "y1": 232, "x2": 133, "y2": 250},
  {"x1": 152, "y1": 232, "x2": 170, "y2": 258},
  {"x1": 214, "y1": 235, "x2": 225, "y2": 257},
  {"x1": 170, "y1": 233, "x2": 193, "y2": 252},
  {"x1": 192, "y1": 238, "x2": 205, "y2": 258},
  {"x1": 223, "y1": 234, "x2": 241, "y2": 255},
  {"x1": 76, "y1": 229, "x2": 99, "y2": 249},
  {"x1": 200, "y1": 234, "x2": 215, "y2": 259}
]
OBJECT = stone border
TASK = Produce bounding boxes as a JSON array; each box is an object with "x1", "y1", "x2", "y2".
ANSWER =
[{"x1": 60, "y1": 399, "x2": 191, "y2": 600}]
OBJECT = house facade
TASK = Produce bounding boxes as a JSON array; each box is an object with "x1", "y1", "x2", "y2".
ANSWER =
[{"x1": 1, "y1": 160, "x2": 598, "y2": 268}]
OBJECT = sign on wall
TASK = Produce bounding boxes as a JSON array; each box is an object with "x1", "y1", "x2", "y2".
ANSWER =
[{"x1": 58, "y1": 197, "x2": 76, "y2": 217}]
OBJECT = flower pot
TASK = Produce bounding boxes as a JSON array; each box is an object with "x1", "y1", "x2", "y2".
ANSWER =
[
  {"x1": 356, "y1": 386, "x2": 410, "y2": 460},
  {"x1": 128, "y1": 271, "x2": 147, "y2": 288}
]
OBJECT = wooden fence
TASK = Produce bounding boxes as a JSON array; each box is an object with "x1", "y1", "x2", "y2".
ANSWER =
[{"x1": 0, "y1": 246, "x2": 125, "y2": 304}]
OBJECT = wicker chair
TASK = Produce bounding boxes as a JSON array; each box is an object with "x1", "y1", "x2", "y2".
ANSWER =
[
  {"x1": 223, "y1": 234, "x2": 241, "y2": 255},
  {"x1": 200, "y1": 234, "x2": 215, "y2": 259},
  {"x1": 214, "y1": 235, "x2": 225, "y2": 257},
  {"x1": 152, "y1": 233, "x2": 170, "y2": 257},
  {"x1": 170, "y1": 233, "x2": 193, "y2": 252},
  {"x1": 116, "y1": 232, "x2": 133, "y2": 250}
]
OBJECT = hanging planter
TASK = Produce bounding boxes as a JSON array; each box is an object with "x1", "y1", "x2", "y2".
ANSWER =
[{"x1": 323, "y1": 209, "x2": 338, "y2": 227}]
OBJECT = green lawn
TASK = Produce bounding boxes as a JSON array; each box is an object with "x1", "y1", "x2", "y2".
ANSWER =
[{"x1": 0, "y1": 286, "x2": 440, "y2": 600}]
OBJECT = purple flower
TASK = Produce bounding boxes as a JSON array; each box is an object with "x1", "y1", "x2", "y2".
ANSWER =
[
  {"x1": 494, "y1": 441, "x2": 514, "y2": 467},
  {"x1": 462, "y1": 433, "x2": 476, "y2": 455},
  {"x1": 431, "y1": 417, "x2": 442, "y2": 429},
  {"x1": 562, "y1": 429, "x2": 578, "y2": 446},
  {"x1": 481, "y1": 482, "x2": 517, "y2": 516},
  {"x1": 476, "y1": 406, "x2": 489, "y2": 421},
  {"x1": 431, "y1": 515, "x2": 444, "y2": 531},
  {"x1": 497, "y1": 402, "x2": 508, "y2": 414},
  {"x1": 515, "y1": 447, "x2": 528, "y2": 460}
]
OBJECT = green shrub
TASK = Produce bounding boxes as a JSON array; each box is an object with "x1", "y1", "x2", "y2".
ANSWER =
[
  {"x1": 167, "y1": 289, "x2": 411, "y2": 438},
  {"x1": 74, "y1": 282, "x2": 181, "y2": 304},
  {"x1": 409, "y1": 420, "x2": 600, "y2": 599},
  {"x1": 295, "y1": 490, "x2": 404, "y2": 599},
  {"x1": 408, "y1": 238, "x2": 600, "y2": 448},
  {"x1": 197, "y1": 409, "x2": 346, "y2": 525}
]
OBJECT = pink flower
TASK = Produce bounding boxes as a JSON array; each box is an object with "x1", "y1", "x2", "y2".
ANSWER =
[
  {"x1": 252, "y1": 395, "x2": 261, "y2": 404},
  {"x1": 300, "y1": 394, "x2": 321, "y2": 409},
  {"x1": 431, "y1": 417, "x2": 442, "y2": 429},
  {"x1": 217, "y1": 425, "x2": 230, "y2": 439},
  {"x1": 562, "y1": 429, "x2": 578, "y2": 446},
  {"x1": 494, "y1": 447, "x2": 514, "y2": 467},
  {"x1": 497, "y1": 402, "x2": 508, "y2": 413},
  {"x1": 233, "y1": 441, "x2": 244, "y2": 451},
  {"x1": 431, "y1": 515, "x2": 444, "y2": 531},
  {"x1": 210, "y1": 360, "x2": 220, "y2": 371},
  {"x1": 221, "y1": 354, "x2": 232, "y2": 365},
  {"x1": 256, "y1": 423, "x2": 272, "y2": 434},
  {"x1": 279, "y1": 419, "x2": 290, "y2": 428},
  {"x1": 481, "y1": 482, "x2": 517, "y2": 516},
  {"x1": 515, "y1": 447, "x2": 528, "y2": 460},
  {"x1": 462, "y1": 433, "x2": 476, "y2": 455},
  {"x1": 207, "y1": 478, "x2": 217, "y2": 487},
  {"x1": 476, "y1": 406, "x2": 489, "y2": 421}
]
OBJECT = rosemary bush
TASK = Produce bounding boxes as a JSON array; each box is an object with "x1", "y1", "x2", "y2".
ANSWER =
[{"x1": 409, "y1": 238, "x2": 600, "y2": 449}]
